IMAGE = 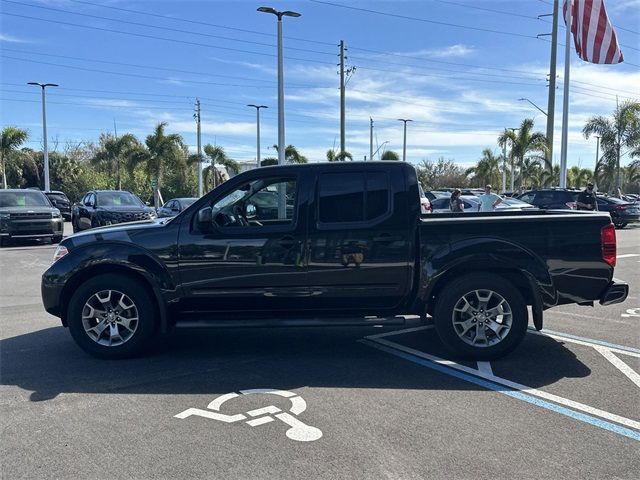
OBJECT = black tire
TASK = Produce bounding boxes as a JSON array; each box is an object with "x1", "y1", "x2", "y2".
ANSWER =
[
  {"x1": 0, "y1": 237, "x2": 8, "y2": 248},
  {"x1": 52, "y1": 235, "x2": 63, "y2": 244},
  {"x1": 433, "y1": 272, "x2": 528, "y2": 360},
  {"x1": 67, "y1": 273, "x2": 158, "y2": 359},
  {"x1": 615, "y1": 222, "x2": 627, "y2": 229},
  {"x1": 71, "y1": 216, "x2": 79, "y2": 233}
]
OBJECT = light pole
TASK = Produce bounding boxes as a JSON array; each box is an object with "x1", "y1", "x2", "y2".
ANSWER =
[
  {"x1": 28, "y1": 82, "x2": 58, "y2": 191},
  {"x1": 518, "y1": 98, "x2": 548, "y2": 117},
  {"x1": 372, "y1": 141, "x2": 389, "y2": 161},
  {"x1": 257, "y1": 6, "x2": 300, "y2": 167},
  {"x1": 398, "y1": 119, "x2": 412, "y2": 162},
  {"x1": 248, "y1": 104, "x2": 268, "y2": 168}
]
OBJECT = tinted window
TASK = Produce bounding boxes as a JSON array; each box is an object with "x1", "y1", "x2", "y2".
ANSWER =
[
  {"x1": 319, "y1": 173, "x2": 364, "y2": 223},
  {"x1": 366, "y1": 172, "x2": 389, "y2": 220},
  {"x1": 518, "y1": 193, "x2": 535, "y2": 203},
  {"x1": 431, "y1": 198, "x2": 449, "y2": 209},
  {"x1": 0, "y1": 191, "x2": 50, "y2": 207},
  {"x1": 46, "y1": 193, "x2": 68, "y2": 203}
]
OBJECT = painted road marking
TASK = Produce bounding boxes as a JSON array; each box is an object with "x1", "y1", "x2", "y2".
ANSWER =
[
  {"x1": 617, "y1": 254, "x2": 640, "y2": 259},
  {"x1": 477, "y1": 361, "x2": 494, "y2": 376},
  {"x1": 362, "y1": 338, "x2": 640, "y2": 442},
  {"x1": 595, "y1": 346, "x2": 640, "y2": 389},
  {"x1": 529, "y1": 327, "x2": 640, "y2": 357},
  {"x1": 621, "y1": 308, "x2": 640, "y2": 318},
  {"x1": 175, "y1": 389, "x2": 322, "y2": 442},
  {"x1": 362, "y1": 326, "x2": 640, "y2": 440}
]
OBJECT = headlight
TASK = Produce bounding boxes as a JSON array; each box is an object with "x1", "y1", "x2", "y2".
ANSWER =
[
  {"x1": 149, "y1": 211, "x2": 157, "y2": 218},
  {"x1": 52, "y1": 244, "x2": 68, "y2": 263},
  {"x1": 52, "y1": 210, "x2": 61, "y2": 218},
  {"x1": 0, "y1": 212, "x2": 9, "y2": 220}
]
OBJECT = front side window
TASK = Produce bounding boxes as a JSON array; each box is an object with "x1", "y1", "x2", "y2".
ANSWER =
[
  {"x1": 210, "y1": 177, "x2": 296, "y2": 228},
  {"x1": 318, "y1": 172, "x2": 390, "y2": 224}
]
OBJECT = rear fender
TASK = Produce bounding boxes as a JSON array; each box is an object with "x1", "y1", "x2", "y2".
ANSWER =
[{"x1": 418, "y1": 238, "x2": 556, "y2": 314}]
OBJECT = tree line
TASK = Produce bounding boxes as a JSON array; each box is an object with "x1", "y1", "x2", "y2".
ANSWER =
[{"x1": 1, "y1": 102, "x2": 638, "y2": 202}]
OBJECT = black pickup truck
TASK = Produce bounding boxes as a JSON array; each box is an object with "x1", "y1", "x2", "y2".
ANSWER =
[{"x1": 42, "y1": 162, "x2": 628, "y2": 359}]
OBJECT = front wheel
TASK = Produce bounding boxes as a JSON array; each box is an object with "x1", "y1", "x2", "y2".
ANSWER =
[
  {"x1": 67, "y1": 274, "x2": 157, "y2": 359},
  {"x1": 433, "y1": 273, "x2": 528, "y2": 360}
]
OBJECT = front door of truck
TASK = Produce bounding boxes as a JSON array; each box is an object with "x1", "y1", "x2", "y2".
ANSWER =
[
  {"x1": 305, "y1": 169, "x2": 412, "y2": 312},
  {"x1": 178, "y1": 170, "x2": 311, "y2": 313}
]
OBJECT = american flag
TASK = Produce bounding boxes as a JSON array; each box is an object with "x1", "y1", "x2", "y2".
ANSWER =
[{"x1": 563, "y1": 0, "x2": 624, "y2": 64}]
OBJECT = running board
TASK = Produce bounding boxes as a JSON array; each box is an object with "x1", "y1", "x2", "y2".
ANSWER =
[{"x1": 174, "y1": 316, "x2": 408, "y2": 329}]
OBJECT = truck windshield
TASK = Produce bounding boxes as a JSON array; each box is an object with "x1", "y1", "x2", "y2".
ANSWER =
[{"x1": 0, "y1": 191, "x2": 51, "y2": 207}]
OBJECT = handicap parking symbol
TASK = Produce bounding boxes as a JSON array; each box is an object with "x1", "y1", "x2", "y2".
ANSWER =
[{"x1": 174, "y1": 388, "x2": 323, "y2": 442}]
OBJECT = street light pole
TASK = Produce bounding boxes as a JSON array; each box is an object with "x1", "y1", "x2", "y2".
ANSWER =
[
  {"x1": 398, "y1": 119, "x2": 412, "y2": 162},
  {"x1": 518, "y1": 98, "x2": 548, "y2": 117},
  {"x1": 248, "y1": 105, "x2": 268, "y2": 168},
  {"x1": 28, "y1": 82, "x2": 58, "y2": 191},
  {"x1": 257, "y1": 7, "x2": 300, "y2": 167}
]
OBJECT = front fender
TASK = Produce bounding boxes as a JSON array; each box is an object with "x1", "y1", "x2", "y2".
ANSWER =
[
  {"x1": 42, "y1": 241, "x2": 178, "y2": 331},
  {"x1": 418, "y1": 237, "x2": 557, "y2": 309}
]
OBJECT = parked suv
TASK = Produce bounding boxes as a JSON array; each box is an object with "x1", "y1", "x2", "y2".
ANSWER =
[
  {"x1": 0, "y1": 189, "x2": 64, "y2": 246},
  {"x1": 71, "y1": 190, "x2": 156, "y2": 232},
  {"x1": 44, "y1": 191, "x2": 72, "y2": 220},
  {"x1": 516, "y1": 189, "x2": 580, "y2": 210}
]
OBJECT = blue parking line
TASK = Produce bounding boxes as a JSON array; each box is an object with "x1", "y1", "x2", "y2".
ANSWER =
[
  {"x1": 531, "y1": 327, "x2": 640, "y2": 354},
  {"x1": 361, "y1": 339, "x2": 640, "y2": 442}
]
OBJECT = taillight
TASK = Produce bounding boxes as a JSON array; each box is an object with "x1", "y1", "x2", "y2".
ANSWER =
[
  {"x1": 601, "y1": 223, "x2": 616, "y2": 267},
  {"x1": 613, "y1": 204, "x2": 628, "y2": 210}
]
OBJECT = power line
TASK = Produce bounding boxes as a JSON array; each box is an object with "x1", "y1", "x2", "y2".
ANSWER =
[
  {"x1": 2, "y1": 1, "x2": 336, "y2": 56},
  {"x1": 0, "y1": 12, "x2": 337, "y2": 67},
  {"x1": 307, "y1": 0, "x2": 539, "y2": 39}
]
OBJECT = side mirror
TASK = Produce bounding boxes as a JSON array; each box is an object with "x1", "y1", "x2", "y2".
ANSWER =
[
  {"x1": 246, "y1": 203, "x2": 257, "y2": 218},
  {"x1": 196, "y1": 207, "x2": 213, "y2": 231},
  {"x1": 50, "y1": 199, "x2": 57, "y2": 207},
  {"x1": 145, "y1": 201, "x2": 151, "y2": 206}
]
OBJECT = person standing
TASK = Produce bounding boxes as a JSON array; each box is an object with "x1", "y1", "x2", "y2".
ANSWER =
[
  {"x1": 450, "y1": 189, "x2": 464, "y2": 212},
  {"x1": 576, "y1": 182, "x2": 598, "y2": 211},
  {"x1": 477, "y1": 184, "x2": 502, "y2": 212}
]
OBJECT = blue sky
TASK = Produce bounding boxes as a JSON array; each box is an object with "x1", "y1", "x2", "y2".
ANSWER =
[{"x1": 1, "y1": 0, "x2": 639, "y2": 170}]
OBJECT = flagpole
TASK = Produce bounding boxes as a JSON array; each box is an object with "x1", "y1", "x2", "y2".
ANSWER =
[{"x1": 559, "y1": 0, "x2": 572, "y2": 189}]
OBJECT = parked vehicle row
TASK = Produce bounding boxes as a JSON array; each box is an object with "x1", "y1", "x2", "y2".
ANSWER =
[
  {"x1": 71, "y1": 190, "x2": 156, "y2": 233},
  {"x1": 0, "y1": 189, "x2": 64, "y2": 247}
]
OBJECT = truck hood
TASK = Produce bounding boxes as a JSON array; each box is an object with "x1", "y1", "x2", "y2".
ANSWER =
[
  {"x1": 0, "y1": 206, "x2": 58, "y2": 215},
  {"x1": 62, "y1": 218, "x2": 173, "y2": 249}
]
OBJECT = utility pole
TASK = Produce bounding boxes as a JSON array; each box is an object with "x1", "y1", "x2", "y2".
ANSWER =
[
  {"x1": 594, "y1": 135, "x2": 600, "y2": 187},
  {"x1": 195, "y1": 99, "x2": 203, "y2": 197},
  {"x1": 369, "y1": 118, "x2": 373, "y2": 162},
  {"x1": 339, "y1": 40, "x2": 346, "y2": 159},
  {"x1": 398, "y1": 119, "x2": 413, "y2": 162},
  {"x1": 502, "y1": 135, "x2": 507, "y2": 193},
  {"x1": 28, "y1": 82, "x2": 58, "y2": 191},
  {"x1": 113, "y1": 118, "x2": 121, "y2": 190},
  {"x1": 544, "y1": 0, "x2": 559, "y2": 186},
  {"x1": 559, "y1": 0, "x2": 572, "y2": 188}
]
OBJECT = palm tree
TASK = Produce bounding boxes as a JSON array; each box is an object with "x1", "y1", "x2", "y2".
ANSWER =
[
  {"x1": 498, "y1": 119, "x2": 547, "y2": 190},
  {"x1": 201, "y1": 144, "x2": 239, "y2": 190},
  {"x1": 272, "y1": 144, "x2": 308, "y2": 163},
  {"x1": 567, "y1": 166, "x2": 593, "y2": 189},
  {"x1": 381, "y1": 150, "x2": 400, "y2": 161},
  {"x1": 1, "y1": 127, "x2": 29, "y2": 189},
  {"x1": 466, "y1": 148, "x2": 501, "y2": 187},
  {"x1": 326, "y1": 149, "x2": 353, "y2": 161},
  {"x1": 127, "y1": 123, "x2": 187, "y2": 207},
  {"x1": 583, "y1": 100, "x2": 640, "y2": 195},
  {"x1": 92, "y1": 133, "x2": 140, "y2": 190}
]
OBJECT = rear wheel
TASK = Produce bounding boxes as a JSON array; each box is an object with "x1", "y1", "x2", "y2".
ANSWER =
[
  {"x1": 433, "y1": 273, "x2": 528, "y2": 360},
  {"x1": 67, "y1": 274, "x2": 157, "y2": 359},
  {"x1": 615, "y1": 222, "x2": 627, "y2": 229}
]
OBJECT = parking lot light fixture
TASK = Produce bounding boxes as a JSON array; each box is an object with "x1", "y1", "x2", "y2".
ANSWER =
[
  {"x1": 257, "y1": 6, "x2": 301, "y2": 167},
  {"x1": 518, "y1": 98, "x2": 548, "y2": 117},
  {"x1": 27, "y1": 82, "x2": 58, "y2": 191}
]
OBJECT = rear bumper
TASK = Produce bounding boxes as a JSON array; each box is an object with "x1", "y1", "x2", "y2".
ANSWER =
[{"x1": 599, "y1": 279, "x2": 629, "y2": 306}]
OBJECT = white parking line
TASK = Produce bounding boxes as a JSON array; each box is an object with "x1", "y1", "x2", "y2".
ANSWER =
[
  {"x1": 595, "y1": 346, "x2": 640, "y2": 389},
  {"x1": 617, "y1": 254, "x2": 640, "y2": 259},
  {"x1": 477, "y1": 361, "x2": 494, "y2": 375},
  {"x1": 362, "y1": 326, "x2": 640, "y2": 433}
]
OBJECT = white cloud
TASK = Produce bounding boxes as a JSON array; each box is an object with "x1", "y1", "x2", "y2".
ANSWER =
[{"x1": 0, "y1": 33, "x2": 30, "y2": 43}]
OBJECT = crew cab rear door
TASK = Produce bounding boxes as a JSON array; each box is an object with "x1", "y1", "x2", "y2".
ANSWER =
[
  {"x1": 305, "y1": 166, "x2": 412, "y2": 311},
  {"x1": 177, "y1": 168, "x2": 312, "y2": 312}
]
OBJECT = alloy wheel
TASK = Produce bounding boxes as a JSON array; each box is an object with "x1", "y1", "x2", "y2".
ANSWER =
[
  {"x1": 451, "y1": 289, "x2": 513, "y2": 348},
  {"x1": 81, "y1": 290, "x2": 139, "y2": 347}
]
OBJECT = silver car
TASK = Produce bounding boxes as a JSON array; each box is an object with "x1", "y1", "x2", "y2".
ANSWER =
[{"x1": 431, "y1": 195, "x2": 538, "y2": 213}]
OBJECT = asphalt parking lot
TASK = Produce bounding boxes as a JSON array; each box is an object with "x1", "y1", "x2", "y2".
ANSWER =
[{"x1": 1, "y1": 223, "x2": 639, "y2": 479}]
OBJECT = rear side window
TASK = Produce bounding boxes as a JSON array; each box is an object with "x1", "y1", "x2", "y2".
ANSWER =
[{"x1": 318, "y1": 172, "x2": 390, "y2": 224}]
